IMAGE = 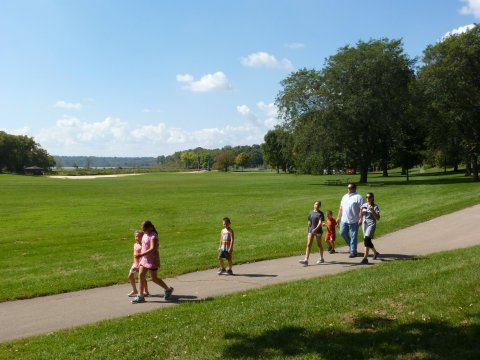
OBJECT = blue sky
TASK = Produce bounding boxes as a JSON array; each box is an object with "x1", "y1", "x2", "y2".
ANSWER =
[{"x1": 1, "y1": 0, "x2": 479, "y2": 157}]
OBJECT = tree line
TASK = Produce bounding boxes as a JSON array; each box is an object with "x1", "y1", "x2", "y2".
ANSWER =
[
  {"x1": 157, "y1": 145, "x2": 264, "y2": 171},
  {"x1": 0, "y1": 131, "x2": 55, "y2": 173},
  {"x1": 262, "y1": 25, "x2": 480, "y2": 182}
]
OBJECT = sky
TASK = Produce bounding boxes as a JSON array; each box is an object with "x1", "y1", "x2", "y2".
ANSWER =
[{"x1": 1, "y1": 0, "x2": 479, "y2": 157}]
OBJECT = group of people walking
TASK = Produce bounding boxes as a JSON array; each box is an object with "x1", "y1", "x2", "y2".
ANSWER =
[
  {"x1": 127, "y1": 183, "x2": 380, "y2": 304},
  {"x1": 299, "y1": 183, "x2": 380, "y2": 266}
]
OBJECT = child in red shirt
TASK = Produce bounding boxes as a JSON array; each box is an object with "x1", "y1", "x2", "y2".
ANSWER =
[{"x1": 324, "y1": 210, "x2": 337, "y2": 254}]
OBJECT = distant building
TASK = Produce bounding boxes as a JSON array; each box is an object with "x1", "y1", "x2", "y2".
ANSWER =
[{"x1": 24, "y1": 166, "x2": 44, "y2": 176}]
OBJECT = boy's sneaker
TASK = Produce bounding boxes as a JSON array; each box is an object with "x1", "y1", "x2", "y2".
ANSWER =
[
  {"x1": 227, "y1": 269, "x2": 233, "y2": 275},
  {"x1": 164, "y1": 287, "x2": 174, "y2": 300},
  {"x1": 360, "y1": 258, "x2": 369, "y2": 264},
  {"x1": 131, "y1": 295, "x2": 145, "y2": 304},
  {"x1": 329, "y1": 249, "x2": 336, "y2": 254},
  {"x1": 373, "y1": 252, "x2": 380, "y2": 260},
  {"x1": 217, "y1": 268, "x2": 226, "y2": 275},
  {"x1": 298, "y1": 259, "x2": 308, "y2": 266},
  {"x1": 316, "y1": 257, "x2": 325, "y2": 264}
]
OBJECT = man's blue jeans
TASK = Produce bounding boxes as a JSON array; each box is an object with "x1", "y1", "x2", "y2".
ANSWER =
[{"x1": 340, "y1": 222, "x2": 359, "y2": 254}]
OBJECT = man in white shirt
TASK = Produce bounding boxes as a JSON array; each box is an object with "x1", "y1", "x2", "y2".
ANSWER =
[{"x1": 336, "y1": 183, "x2": 365, "y2": 257}]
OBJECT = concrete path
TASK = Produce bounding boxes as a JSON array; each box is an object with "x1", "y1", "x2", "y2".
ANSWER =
[{"x1": 1, "y1": 205, "x2": 479, "y2": 343}]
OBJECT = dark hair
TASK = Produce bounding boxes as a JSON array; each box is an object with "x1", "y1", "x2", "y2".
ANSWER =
[
  {"x1": 366, "y1": 192, "x2": 374, "y2": 201},
  {"x1": 141, "y1": 220, "x2": 158, "y2": 234},
  {"x1": 314, "y1": 200, "x2": 321, "y2": 206},
  {"x1": 223, "y1": 217, "x2": 231, "y2": 224},
  {"x1": 348, "y1": 183, "x2": 356, "y2": 189}
]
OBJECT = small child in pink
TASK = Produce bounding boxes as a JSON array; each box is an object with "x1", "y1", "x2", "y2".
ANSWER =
[{"x1": 128, "y1": 230, "x2": 149, "y2": 297}]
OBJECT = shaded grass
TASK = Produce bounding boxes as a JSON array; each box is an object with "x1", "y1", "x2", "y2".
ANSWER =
[
  {"x1": 1, "y1": 246, "x2": 479, "y2": 359},
  {"x1": 0, "y1": 171, "x2": 479, "y2": 301}
]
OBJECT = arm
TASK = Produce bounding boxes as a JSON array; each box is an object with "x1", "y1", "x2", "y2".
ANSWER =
[
  {"x1": 358, "y1": 206, "x2": 363, "y2": 225},
  {"x1": 372, "y1": 206, "x2": 380, "y2": 221},
  {"x1": 138, "y1": 237, "x2": 156, "y2": 257},
  {"x1": 218, "y1": 231, "x2": 223, "y2": 250},
  {"x1": 336, "y1": 207, "x2": 342, "y2": 226},
  {"x1": 228, "y1": 230, "x2": 234, "y2": 253}
]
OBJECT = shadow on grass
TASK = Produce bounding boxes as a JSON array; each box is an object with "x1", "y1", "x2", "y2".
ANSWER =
[
  {"x1": 223, "y1": 316, "x2": 480, "y2": 359},
  {"x1": 317, "y1": 174, "x2": 475, "y2": 187}
]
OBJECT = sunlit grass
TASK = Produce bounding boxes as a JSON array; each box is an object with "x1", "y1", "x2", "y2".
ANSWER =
[{"x1": 0, "y1": 170, "x2": 479, "y2": 301}]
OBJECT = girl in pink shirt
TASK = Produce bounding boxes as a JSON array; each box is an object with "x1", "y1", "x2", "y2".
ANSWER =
[
  {"x1": 127, "y1": 230, "x2": 149, "y2": 297},
  {"x1": 132, "y1": 220, "x2": 174, "y2": 303}
]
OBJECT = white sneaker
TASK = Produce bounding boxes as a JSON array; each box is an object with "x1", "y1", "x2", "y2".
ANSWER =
[
  {"x1": 316, "y1": 258, "x2": 325, "y2": 264},
  {"x1": 298, "y1": 259, "x2": 308, "y2": 266}
]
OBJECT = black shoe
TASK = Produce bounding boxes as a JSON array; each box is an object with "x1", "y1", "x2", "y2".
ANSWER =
[
  {"x1": 349, "y1": 252, "x2": 357, "y2": 258},
  {"x1": 373, "y1": 252, "x2": 379, "y2": 260},
  {"x1": 327, "y1": 246, "x2": 332, "y2": 252},
  {"x1": 227, "y1": 269, "x2": 233, "y2": 275},
  {"x1": 360, "y1": 258, "x2": 368, "y2": 264}
]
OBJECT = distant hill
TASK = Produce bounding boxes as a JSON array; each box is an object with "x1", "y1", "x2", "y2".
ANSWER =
[{"x1": 54, "y1": 156, "x2": 157, "y2": 168}]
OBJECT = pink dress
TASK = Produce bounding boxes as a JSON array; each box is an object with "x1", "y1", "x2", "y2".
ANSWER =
[
  {"x1": 132, "y1": 243, "x2": 142, "y2": 268},
  {"x1": 139, "y1": 232, "x2": 160, "y2": 269}
]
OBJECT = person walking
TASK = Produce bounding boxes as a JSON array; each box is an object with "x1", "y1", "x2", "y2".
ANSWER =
[
  {"x1": 359, "y1": 192, "x2": 380, "y2": 264},
  {"x1": 299, "y1": 200, "x2": 325, "y2": 266},
  {"x1": 132, "y1": 220, "x2": 174, "y2": 303},
  {"x1": 336, "y1": 183, "x2": 364, "y2": 258}
]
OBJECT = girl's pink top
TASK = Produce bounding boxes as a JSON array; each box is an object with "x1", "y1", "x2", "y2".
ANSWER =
[
  {"x1": 132, "y1": 243, "x2": 142, "y2": 268},
  {"x1": 139, "y1": 232, "x2": 160, "y2": 269}
]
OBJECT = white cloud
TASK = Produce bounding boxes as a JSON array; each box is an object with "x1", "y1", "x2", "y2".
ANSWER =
[
  {"x1": 176, "y1": 71, "x2": 232, "y2": 92},
  {"x1": 241, "y1": 52, "x2": 293, "y2": 70},
  {"x1": 4, "y1": 126, "x2": 30, "y2": 135},
  {"x1": 54, "y1": 100, "x2": 82, "y2": 110},
  {"x1": 442, "y1": 23, "x2": 475, "y2": 39},
  {"x1": 23, "y1": 102, "x2": 280, "y2": 156},
  {"x1": 460, "y1": 0, "x2": 480, "y2": 18},
  {"x1": 237, "y1": 101, "x2": 280, "y2": 128},
  {"x1": 285, "y1": 42, "x2": 305, "y2": 49}
]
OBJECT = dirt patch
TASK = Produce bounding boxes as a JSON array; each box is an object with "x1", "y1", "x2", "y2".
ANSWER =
[{"x1": 49, "y1": 174, "x2": 143, "y2": 180}]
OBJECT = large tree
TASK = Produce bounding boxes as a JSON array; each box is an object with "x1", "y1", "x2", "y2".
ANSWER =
[
  {"x1": 418, "y1": 25, "x2": 480, "y2": 181},
  {"x1": 276, "y1": 39, "x2": 416, "y2": 182},
  {"x1": 320, "y1": 38, "x2": 416, "y2": 182},
  {"x1": 0, "y1": 131, "x2": 55, "y2": 173}
]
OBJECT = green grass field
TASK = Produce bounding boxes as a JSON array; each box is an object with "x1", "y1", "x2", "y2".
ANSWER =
[
  {"x1": 1, "y1": 246, "x2": 479, "y2": 359},
  {"x1": 0, "y1": 170, "x2": 479, "y2": 302}
]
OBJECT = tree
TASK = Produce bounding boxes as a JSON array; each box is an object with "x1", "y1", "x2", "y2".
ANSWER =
[
  {"x1": 262, "y1": 127, "x2": 292, "y2": 173},
  {"x1": 0, "y1": 131, "x2": 55, "y2": 173},
  {"x1": 320, "y1": 38, "x2": 415, "y2": 182},
  {"x1": 213, "y1": 149, "x2": 235, "y2": 171},
  {"x1": 418, "y1": 25, "x2": 480, "y2": 181},
  {"x1": 234, "y1": 152, "x2": 249, "y2": 171},
  {"x1": 180, "y1": 151, "x2": 196, "y2": 169},
  {"x1": 275, "y1": 40, "x2": 416, "y2": 182}
]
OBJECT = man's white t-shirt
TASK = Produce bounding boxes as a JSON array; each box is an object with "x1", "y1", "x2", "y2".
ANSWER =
[{"x1": 340, "y1": 192, "x2": 365, "y2": 224}]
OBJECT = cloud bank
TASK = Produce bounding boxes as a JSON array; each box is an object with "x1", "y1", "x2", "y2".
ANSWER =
[{"x1": 29, "y1": 102, "x2": 279, "y2": 156}]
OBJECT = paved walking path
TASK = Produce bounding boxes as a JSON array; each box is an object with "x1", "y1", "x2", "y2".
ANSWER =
[{"x1": 1, "y1": 205, "x2": 479, "y2": 343}]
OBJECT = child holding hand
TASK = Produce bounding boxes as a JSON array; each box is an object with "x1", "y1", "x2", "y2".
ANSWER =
[{"x1": 128, "y1": 230, "x2": 150, "y2": 297}]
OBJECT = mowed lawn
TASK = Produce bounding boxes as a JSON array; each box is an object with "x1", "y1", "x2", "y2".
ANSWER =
[{"x1": 0, "y1": 171, "x2": 479, "y2": 302}]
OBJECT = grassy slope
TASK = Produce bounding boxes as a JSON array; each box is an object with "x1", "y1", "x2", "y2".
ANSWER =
[
  {"x1": 1, "y1": 246, "x2": 478, "y2": 359},
  {"x1": 0, "y1": 171, "x2": 479, "y2": 301}
]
